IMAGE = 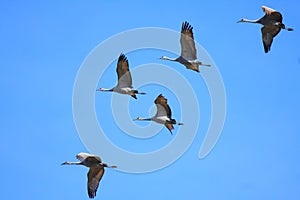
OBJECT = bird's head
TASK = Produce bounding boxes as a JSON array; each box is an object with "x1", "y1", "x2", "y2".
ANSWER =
[
  {"x1": 134, "y1": 117, "x2": 142, "y2": 121},
  {"x1": 237, "y1": 18, "x2": 246, "y2": 23},
  {"x1": 61, "y1": 161, "x2": 70, "y2": 165},
  {"x1": 96, "y1": 88, "x2": 105, "y2": 91},
  {"x1": 159, "y1": 56, "x2": 168, "y2": 60}
]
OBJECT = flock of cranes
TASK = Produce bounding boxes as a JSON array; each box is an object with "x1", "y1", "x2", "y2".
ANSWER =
[{"x1": 63, "y1": 5, "x2": 293, "y2": 199}]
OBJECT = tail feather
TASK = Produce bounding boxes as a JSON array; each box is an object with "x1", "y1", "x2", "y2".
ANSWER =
[
  {"x1": 170, "y1": 118, "x2": 183, "y2": 125},
  {"x1": 200, "y1": 63, "x2": 211, "y2": 67},
  {"x1": 170, "y1": 119, "x2": 177, "y2": 124},
  {"x1": 133, "y1": 90, "x2": 146, "y2": 95}
]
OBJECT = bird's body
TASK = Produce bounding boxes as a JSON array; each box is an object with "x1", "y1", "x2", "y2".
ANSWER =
[
  {"x1": 238, "y1": 6, "x2": 293, "y2": 53},
  {"x1": 160, "y1": 21, "x2": 210, "y2": 72},
  {"x1": 135, "y1": 94, "x2": 183, "y2": 134},
  {"x1": 151, "y1": 115, "x2": 171, "y2": 125},
  {"x1": 97, "y1": 53, "x2": 146, "y2": 99},
  {"x1": 62, "y1": 153, "x2": 117, "y2": 199},
  {"x1": 110, "y1": 86, "x2": 134, "y2": 95}
]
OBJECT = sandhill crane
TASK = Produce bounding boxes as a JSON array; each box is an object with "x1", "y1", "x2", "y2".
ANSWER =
[
  {"x1": 238, "y1": 5, "x2": 293, "y2": 53},
  {"x1": 134, "y1": 94, "x2": 183, "y2": 134},
  {"x1": 62, "y1": 152, "x2": 117, "y2": 199},
  {"x1": 96, "y1": 53, "x2": 146, "y2": 99},
  {"x1": 159, "y1": 21, "x2": 210, "y2": 72}
]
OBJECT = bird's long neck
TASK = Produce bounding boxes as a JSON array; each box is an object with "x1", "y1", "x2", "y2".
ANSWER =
[
  {"x1": 241, "y1": 18, "x2": 259, "y2": 23},
  {"x1": 97, "y1": 87, "x2": 114, "y2": 92},
  {"x1": 62, "y1": 161, "x2": 82, "y2": 165},
  {"x1": 162, "y1": 56, "x2": 177, "y2": 61},
  {"x1": 136, "y1": 117, "x2": 152, "y2": 121}
]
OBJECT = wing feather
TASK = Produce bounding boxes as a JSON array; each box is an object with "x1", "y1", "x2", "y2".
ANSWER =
[
  {"x1": 180, "y1": 21, "x2": 197, "y2": 60},
  {"x1": 87, "y1": 167, "x2": 105, "y2": 199},
  {"x1": 261, "y1": 25, "x2": 281, "y2": 53},
  {"x1": 116, "y1": 54, "x2": 133, "y2": 88},
  {"x1": 262, "y1": 6, "x2": 283, "y2": 22},
  {"x1": 154, "y1": 94, "x2": 172, "y2": 118}
]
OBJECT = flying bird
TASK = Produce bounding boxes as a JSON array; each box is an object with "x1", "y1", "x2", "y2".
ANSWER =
[
  {"x1": 238, "y1": 5, "x2": 293, "y2": 53},
  {"x1": 160, "y1": 21, "x2": 210, "y2": 72},
  {"x1": 97, "y1": 53, "x2": 146, "y2": 99},
  {"x1": 62, "y1": 152, "x2": 117, "y2": 199},
  {"x1": 134, "y1": 94, "x2": 183, "y2": 134}
]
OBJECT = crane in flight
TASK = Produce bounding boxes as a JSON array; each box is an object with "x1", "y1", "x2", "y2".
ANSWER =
[
  {"x1": 238, "y1": 5, "x2": 293, "y2": 53},
  {"x1": 97, "y1": 53, "x2": 146, "y2": 99},
  {"x1": 134, "y1": 94, "x2": 183, "y2": 134},
  {"x1": 62, "y1": 152, "x2": 117, "y2": 199},
  {"x1": 160, "y1": 21, "x2": 211, "y2": 72}
]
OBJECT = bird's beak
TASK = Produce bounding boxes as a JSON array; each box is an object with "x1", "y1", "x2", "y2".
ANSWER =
[
  {"x1": 237, "y1": 19, "x2": 243, "y2": 23},
  {"x1": 61, "y1": 162, "x2": 67, "y2": 165}
]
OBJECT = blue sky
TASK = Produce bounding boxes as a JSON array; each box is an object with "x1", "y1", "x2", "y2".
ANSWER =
[{"x1": 1, "y1": 0, "x2": 300, "y2": 199}]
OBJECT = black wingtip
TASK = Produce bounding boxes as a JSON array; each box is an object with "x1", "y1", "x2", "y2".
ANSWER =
[
  {"x1": 88, "y1": 190, "x2": 96, "y2": 199},
  {"x1": 263, "y1": 43, "x2": 270, "y2": 53},
  {"x1": 182, "y1": 21, "x2": 193, "y2": 31},
  {"x1": 118, "y1": 53, "x2": 128, "y2": 62},
  {"x1": 157, "y1": 93, "x2": 164, "y2": 98},
  {"x1": 264, "y1": 46, "x2": 270, "y2": 53}
]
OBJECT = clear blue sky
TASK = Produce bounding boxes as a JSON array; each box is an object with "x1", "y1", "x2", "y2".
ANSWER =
[{"x1": 1, "y1": 0, "x2": 300, "y2": 199}]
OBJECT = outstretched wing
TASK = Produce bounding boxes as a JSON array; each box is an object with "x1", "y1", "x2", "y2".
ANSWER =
[
  {"x1": 262, "y1": 6, "x2": 276, "y2": 15},
  {"x1": 262, "y1": 6, "x2": 283, "y2": 23},
  {"x1": 154, "y1": 94, "x2": 172, "y2": 118},
  {"x1": 261, "y1": 25, "x2": 281, "y2": 53},
  {"x1": 180, "y1": 21, "x2": 197, "y2": 60},
  {"x1": 87, "y1": 167, "x2": 105, "y2": 199},
  {"x1": 116, "y1": 53, "x2": 133, "y2": 88}
]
